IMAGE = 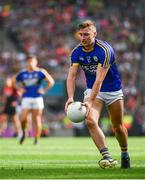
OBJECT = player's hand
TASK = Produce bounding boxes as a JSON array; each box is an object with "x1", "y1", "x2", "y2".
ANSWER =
[
  {"x1": 82, "y1": 99, "x2": 93, "y2": 117},
  {"x1": 65, "y1": 98, "x2": 74, "y2": 113},
  {"x1": 17, "y1": 87, "x2": 25, "y2": 96},
  {"x1": 38, "y1": 88, "x2": 45, "y2": 95}
]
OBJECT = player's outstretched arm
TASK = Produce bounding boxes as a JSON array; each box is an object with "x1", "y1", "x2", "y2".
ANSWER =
[
  {"x1": 90, "y1": 64, "x2": 110, "y2": 101},
  {"x1": 65, "y1": 65, "x2": 79, "y2": 112},
  {"x1": 83, "y1": 64, "x2": 110, "y2": 111}
]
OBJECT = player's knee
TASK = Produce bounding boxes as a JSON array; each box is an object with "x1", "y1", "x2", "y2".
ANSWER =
[{"x1": 85, "y1": 118, "x2": 97, "y2": 129}]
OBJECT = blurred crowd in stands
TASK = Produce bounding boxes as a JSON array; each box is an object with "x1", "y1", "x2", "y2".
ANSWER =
[{"x1": 0, "y1": 0, "x2": 145, "y2": 136}]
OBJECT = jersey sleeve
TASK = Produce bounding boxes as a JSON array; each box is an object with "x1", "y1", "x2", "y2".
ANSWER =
[
  {"x1": 70, "y1": 48, "x2": 80, "y2": 67},
  {"x1": 40, "y1": 69, "x2": 47, "y2": 79},
  {"x1": 97, "y1": 41, "x2": 114, "y2": 68},
  {"x1": 16, "y1": 72, "x2": 22, "y2": 82}
]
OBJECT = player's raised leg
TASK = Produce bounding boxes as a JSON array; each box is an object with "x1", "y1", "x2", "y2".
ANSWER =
[
  {"x1": 85, "y1": 99, "x2": 117, "y2": 168},
  {"x1": 108, "y1": 99, "x2": 130, "y2": 168}
]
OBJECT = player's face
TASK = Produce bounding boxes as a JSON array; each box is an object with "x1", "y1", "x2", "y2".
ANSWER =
[
  {"x1": 78, "y1": 27, "x2": 96, "y2": 47},
  {"x1": 27, "y1": 57, "x2": 38, "y2": 69}
]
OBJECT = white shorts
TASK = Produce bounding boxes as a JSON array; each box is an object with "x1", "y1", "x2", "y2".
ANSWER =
[
  {"x1": 84, "y1": 89, "x2": 124, "y2": 106},
  {"x1": 21, "y1": 97, "x2": 44, "y2": 109}
]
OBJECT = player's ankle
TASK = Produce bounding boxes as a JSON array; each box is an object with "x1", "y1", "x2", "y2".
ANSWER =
[
  {"x1": 100, "y1": 147, "x2": 112, "y2": 159},
  {"x1": 121, "y1": 151, "x2": 129, "y2": 158}
]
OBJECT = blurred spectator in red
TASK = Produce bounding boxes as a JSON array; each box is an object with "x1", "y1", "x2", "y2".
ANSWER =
[{"x1": 0, "y1": 77, "x2": 21, "y2": 137}]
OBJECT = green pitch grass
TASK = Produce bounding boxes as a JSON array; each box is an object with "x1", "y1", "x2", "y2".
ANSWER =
[{"x1": 0, "y1": 137, "x2": 145, "y2": 179}]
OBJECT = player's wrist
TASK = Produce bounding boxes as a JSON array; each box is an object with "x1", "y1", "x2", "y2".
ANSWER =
[{"x1": 68, "y1": 97, "x2": 74, "y2": 101}]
